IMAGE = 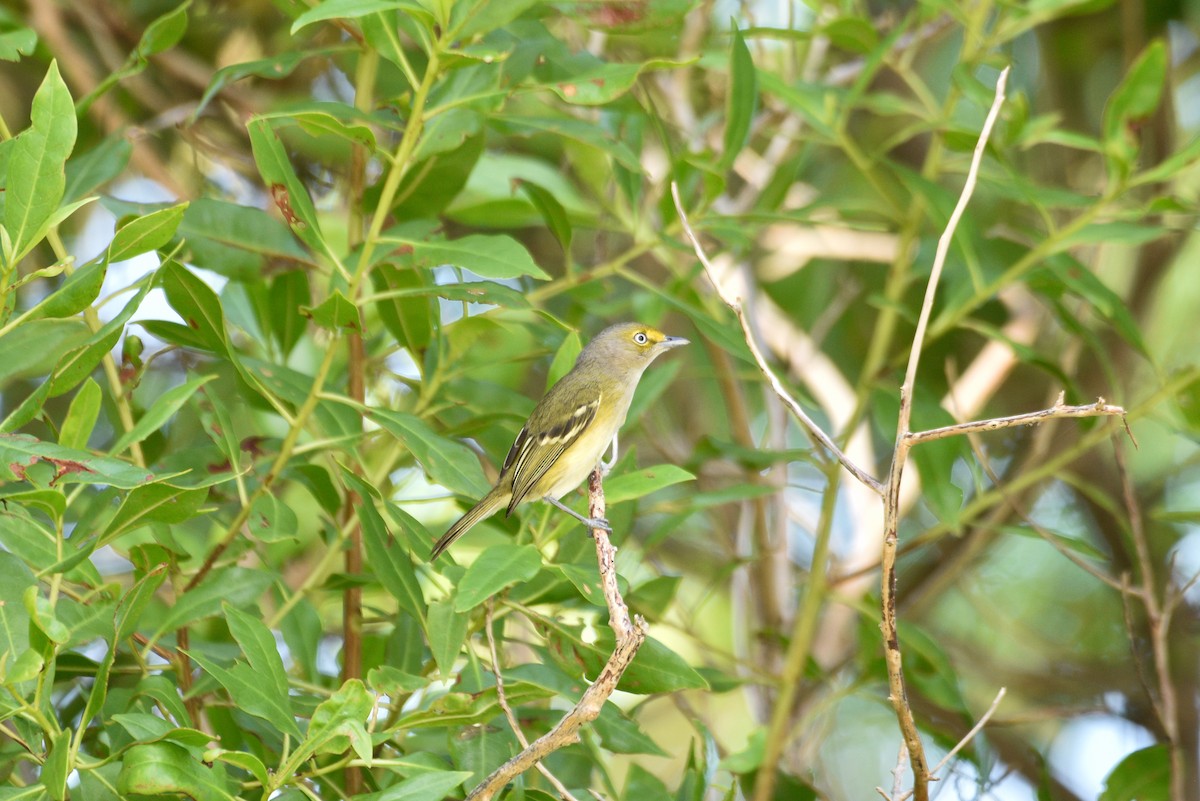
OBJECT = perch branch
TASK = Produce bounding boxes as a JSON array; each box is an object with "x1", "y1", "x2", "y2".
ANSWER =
[
  {"x1": 881, "y1": 66, "x2": 1009, "y2": 801},
  {"x1": 466, "y1": 470, "x2": 646, "y2": 801},
  {"x1": 485, "y1": 602, "x2": 581, "y2": 801},
  {"x1": 906, "y1": 395, "x2": 1126, "y2": 445},
  {"x1": 671, "y1": 182, "x2": 884, "y2": 495}
]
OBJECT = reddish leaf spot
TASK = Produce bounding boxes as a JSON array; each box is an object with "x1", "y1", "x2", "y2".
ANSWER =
[
  {"x1": 589, "y1": 0, "x2": 644, "y2": 25},
  {"x1": 187, "y1": 317, "x2": 199, "y2": 329},
  {"x1": 271, "y1": 183, "x2": 301, "y2": 226},
  {"x1": 241, "y1": 436, "x2": 267, "y2": 456},
  {"x1": 590, "y1": 78, "x2": 605, "y2": 88},
  {"x1": 207, "y1": 459, "x2": 232, "y2": 474},
  {"x1": 559, "y1": 83, "x2": 577, "y2": 98}
]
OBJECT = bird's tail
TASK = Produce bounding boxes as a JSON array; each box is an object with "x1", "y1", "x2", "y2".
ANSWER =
[{"x1": 430, "y1": 488, "x2": 508, "y2": 560}]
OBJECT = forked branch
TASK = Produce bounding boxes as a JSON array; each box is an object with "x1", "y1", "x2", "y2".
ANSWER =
[{"x1": 466, "y1": 470, "x2": 646, "y2": 801}]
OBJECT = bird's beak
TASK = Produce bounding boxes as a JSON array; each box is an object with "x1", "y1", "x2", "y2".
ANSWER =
[{"x1": 661, "y1": 336, "x2": 689, "y2": 349}]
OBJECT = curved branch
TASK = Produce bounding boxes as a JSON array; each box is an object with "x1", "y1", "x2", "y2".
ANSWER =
[{"x1": 465, "y1": 469, "x2": 646, "y2": 801}]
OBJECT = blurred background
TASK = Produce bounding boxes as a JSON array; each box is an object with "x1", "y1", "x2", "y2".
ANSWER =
[{"x1": 1, "y1": 1, "x2": 1199, "y2": 799}]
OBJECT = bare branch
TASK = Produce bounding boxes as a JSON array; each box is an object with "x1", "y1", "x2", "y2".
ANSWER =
[
  {"x1": 466, "y1": 470, "x2": 646, "y2": 801},
  {"x1": 485, "y1": 602, "x2": 581, "y2": 801},
  {"x1": 671, "y1": 181, "x2": 884, "y2": 495},
  {"x1": 881, "y1": 67, "x2": 1010, "y2": 801},
  {"x1": 906, "y1": 399, "x2": 1127, "y2": 445}
]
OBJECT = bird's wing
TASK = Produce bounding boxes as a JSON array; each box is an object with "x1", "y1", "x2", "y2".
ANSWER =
[{"x1": 503, "y1": 391, "x2": 601, "y2": 512}]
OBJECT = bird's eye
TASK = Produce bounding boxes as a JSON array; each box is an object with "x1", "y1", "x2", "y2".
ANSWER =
[{"x1": 633, "y1": 332, "x2": 648, "y2": 345}]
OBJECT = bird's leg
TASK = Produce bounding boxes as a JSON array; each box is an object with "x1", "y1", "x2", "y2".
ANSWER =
[
  {"x1": 599, "y1": 434, "x2": 618, "y2": 475},
  {"x1": 544, "y1": 495, "x2": 612, "y2": 532}
]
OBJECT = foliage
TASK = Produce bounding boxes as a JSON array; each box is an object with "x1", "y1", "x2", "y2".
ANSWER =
[{"x1": 0, "y1": 1, "x2": 1198, "y2": 800}]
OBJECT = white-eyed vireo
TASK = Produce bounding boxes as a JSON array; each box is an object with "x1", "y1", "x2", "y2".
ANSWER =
[{"x1": 430, "y1": 322, "x2": 688, "y2": 559}]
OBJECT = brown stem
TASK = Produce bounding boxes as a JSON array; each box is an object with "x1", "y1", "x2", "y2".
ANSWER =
[{"x1": 464, "y1": 469, "x2": 646, "y2": 801}]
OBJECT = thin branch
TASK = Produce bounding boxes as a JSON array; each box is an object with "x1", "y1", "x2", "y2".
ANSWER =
[
  {"x1": 896, "y1": 66, "x2": 1010, "y2": 439},
  {"x1": 465, "y1": 470, "x2": 646, "y2": 801},
  {"x1": 1115, "y1": 441, "x2": 1184, "y2": 801},
  {"x1": 671, "y1": 181, "x2": 884, "y2": 495},
  {"x1": 906, "y1": 397, "x2": 1127, "y2": 445},
  {"x1": 929, "y1": 686, "x2": 1006, "y2": 776},
  {"x1": 881, "y1": 66, "x2": 1009, "y2": 801},
  {"x1": 485, "y1": 602, "x2": 581, "y2": 801}
]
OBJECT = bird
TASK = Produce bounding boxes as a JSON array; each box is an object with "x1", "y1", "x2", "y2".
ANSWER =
[{"x1": 430, "y1": 322, "x2": 688, "y2": 559}]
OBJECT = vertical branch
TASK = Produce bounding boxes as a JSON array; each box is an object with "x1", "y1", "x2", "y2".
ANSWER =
[
  {"x1": 881, "y1": 67, "x2": 1009, "y2": 801},
  {"x1": 1115, "y1": 441, "x2": 1185, "y2": 800},
  {"x1": 340, "y1": 46, "x2": 379, "y2": 797}
]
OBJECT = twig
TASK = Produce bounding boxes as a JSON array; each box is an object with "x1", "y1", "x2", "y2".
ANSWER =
[
  {"x1": 877, "y1": 742, "x2": 908, "y2": 801},
  {"x1": 485, "y1": 602, "x2": 581, "y2": 801},
  {"x1": 880, "y1": 66, "x2": 1010, "y2": 801},
  {"x1": 465, "y1": 470, "x2": 646, "y2": 801},
  {"x1": 1115, "y1": 441, "x2": 1184, "y2": 801},
  {"x1": 671, "y1": 182, "x2": 884, "y2": 495},
  {"x1": 928, "y1": 687, "x2": 1007, "y2": 776},
  {"x1": 906, "y1": 396, "x2": 1127, "y2": 445}
]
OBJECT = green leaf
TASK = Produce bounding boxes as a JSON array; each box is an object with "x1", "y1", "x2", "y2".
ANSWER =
[
  {"x1": 388, "y1": 233, "x2": 548, "y2": 280},
  {"x1": 247, "y1": 117, "x2": 325, "y2": 253},
  {"x1": 453, "y1": 0, "x2": 539, "y2": 38},
  {"x1": 301, "y1": 289, "x2": 362, "y2": 332},
  {"x1": 303, "y1": 678, "x2": 374, "y2": 758},
  {"x1": 544, "y1": 58, "x2": 692, "y2": 106},
  {"x1": 23, "y1": 259, "x2": 106, "y2": 322},
  {"x1": 161, "y1": 261, "x2": 227, "y2": 353},
  {"x1": 59, "y1": 378, "x2": 100, "y2": 449},
  {"x1": 41, "y1": 729, "x2": 71, "y2": 800},
  {"x1": 186, "y1": 610, "x2": 301, "y2": 739},
  {"x1": 49, "y1": 274, "x2": 152, "y2": 396},
  {"x1": 5, "y1": 61, "x2": 77, "y2": 262},
  {"x1": 822, "y1": 16, "x2": 879, "y2": 53},
  {"x1": 491, "y1": 115, "x2": 641, "y2": 173},
  {"x1": 25, "y1": 585, "x2": 69, "y2": 643},
  {"x1": 355, "y1": 473, "x2": 428, "y2": 627},
  {"x1": 207, "y1": 750, "x2": 270, "y2": 789},
  {"x1": 117, "y1": 742, "x2": 234, "y2": 801},
  {"x1": 176, "y1": 197, "x2": 313, "y2": 280},
  {"x1": 101, "y1": 483, "x2": 208, "y2": 544},
  {"x1": 197, "y1": 51, "x2": 321, "y2": 118},
  {"x1": 593, "y1": 702, "x2": 668, "y2": 756},
  {"x1": 0, "y1": 320, "x2": 89, "y2": 391},
  {"x1": 374, "y1": 771, "x2": 475, "y2": 801},
  {"x1": 154, "y1": 567, "x2": 274, "y2": 636},
  {"x1": 519, "y1": 181, "x2": 572, "y2": 255},
  {"x1": 1103, "y1": 40, "x2": 1167, "y2": 143},
  {"x1": 64, "y1": 137, "x2": 132, "y2": 203},
  {"x1": 721, "y1": 26, "x2": 756, "y2": 171},
  {"x1": 111, "y1": 373, "x2": 216, "y2": 455},
  {"x1": 108, "y1": 202, "x2": 188, "y2": 262},
  {"x1": 546, "y1": 330, "x2": 581, "y2": 390},
  {"x1": 1099, "y1": 744, "x2": 1170, "y2": 801},
  {"x1": 223, "y1": 603, "x2": 295, "y2": 714},
  {"x1": 603, "y1": 464, "x2": 694, "y2": 504},
  {"x1": 551, "y1": 625, "x2": 707, "y2": 694},
  {"x1": 247, "y1": 493, "x2": 299, "y2": 542},
  {"x1": 291, "y1": 0, "x2": 422, "y2": 34},
  {"x1": 454, "y1": 544, "x2": 542, "y2": 611},
  {"x1": 369, "y1": 408, "x2": 491, "y2": 497},
  {"x1": 115, "y1": 563, "x2": 169, "y2": 641},
  {"x1": 372, "y1": 263, "x2": 432, "y2": 351},
  {"x1": 269, "y1": 270, "x2": 310, "y2": 356},
  {"x1": 0, "y1": 27, "x2": 36, "y2": 62},
  {"x1": 286, "y1": 106, "x2": 377, "y2": 150},
  {"x1": 137, "y1": 2, "x2": 189, "y2": 58},
  {"x1": 0, "y1": 433, "x2": 156, "y2": 488},
  {"x1": 427, "y1": 597, "x2": 469, "y2": 678}
]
